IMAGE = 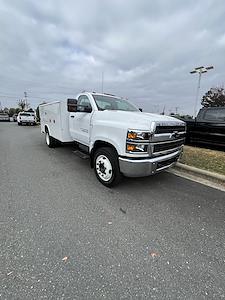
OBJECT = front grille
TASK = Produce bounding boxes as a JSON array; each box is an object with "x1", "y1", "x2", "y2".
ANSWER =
[
  {"x1": 153, "y1": 139, "x2": 183, "y2": 153},
  {"x1": 155, "y1": 125, "x2": 185, "y2": 134},
  {"x1": 157, "y1": 156, "x2": 179, "y2": 169}
]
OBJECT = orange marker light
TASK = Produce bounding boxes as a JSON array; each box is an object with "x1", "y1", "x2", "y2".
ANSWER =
[
  {"x1": 127, "y1": 132, "x2": 137, "y2": 139},
  {"x1": 127, "y1": 144, "x2": 136, "y2": 151}
]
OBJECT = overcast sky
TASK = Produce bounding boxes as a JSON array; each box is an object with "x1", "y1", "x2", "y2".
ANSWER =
[{"x1": 0, "y1": 0, "x2": 225, "y2": 115}]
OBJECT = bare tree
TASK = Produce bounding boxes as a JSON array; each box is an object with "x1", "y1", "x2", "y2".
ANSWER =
[{"x1": 18, "y1": 99, "x2": 26, "y2": 111}]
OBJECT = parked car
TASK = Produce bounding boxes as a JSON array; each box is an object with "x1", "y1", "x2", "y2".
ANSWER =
[
  {"x1": 12, "y1": 114, "x2": 18, "y2": 122},
  {"x1": 185, "y1": 107, "x2": 225, "y2": 147},
  {"x1": 0, "y1": 112, "x2": 10, "y2": 122},
  {"x1": 40, "y1": 92, "x2": 186, "y2": 187},
  {"x1": 17, "y1": 112, "x2": 36, "y2": 126}
]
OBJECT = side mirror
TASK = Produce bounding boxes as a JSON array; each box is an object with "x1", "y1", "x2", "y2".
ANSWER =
[
  {"x1": 139, "y1": 108, "x2": 143, "y2": 112},
  {"x1": 67, "y1": 99, "x2": 77, "y2": 112}
]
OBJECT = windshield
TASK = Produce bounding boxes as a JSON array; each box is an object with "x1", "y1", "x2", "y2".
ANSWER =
[
  {"x1": 204, "y1": 108, "x2": 225, "y2": 121},
  {"x1": 93, "y1": 95, "x2": 139, "y2": 112}
]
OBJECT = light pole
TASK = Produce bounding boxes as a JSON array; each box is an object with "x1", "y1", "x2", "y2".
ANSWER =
[
  {"x1": 190, "y1": 65, "x2": 214, "y2": 117},
  {"x1": 24, "y1": 91, "x2": 28, "y2": 110}
]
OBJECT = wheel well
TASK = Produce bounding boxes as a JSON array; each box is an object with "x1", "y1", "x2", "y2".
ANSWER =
[
  {"x1": 45, "y1": 125, "x2": 49, "y2": 133},
  {"x1": 90, "y1": 141, "x2": 118, "y2": 168}
]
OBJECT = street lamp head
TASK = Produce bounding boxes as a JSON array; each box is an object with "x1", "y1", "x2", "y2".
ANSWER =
[
  {"x1": 195, "y1": 66, "x2": 204, "y2": 70},
  {"x1": 190, "y1": 65, "x2": 214, "y2": 74}
]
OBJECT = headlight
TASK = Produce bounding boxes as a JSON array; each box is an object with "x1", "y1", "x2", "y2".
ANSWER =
[
  {"x1": 126, "y1": 143, "x2": 148, "y2": 153},
  {"x1": 127, "y1": 130, "x2": 150, "y2": 140}
]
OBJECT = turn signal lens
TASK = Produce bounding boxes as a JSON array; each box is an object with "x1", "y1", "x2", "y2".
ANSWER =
[
  {"x1": 127, "y1": 144, "x2": 136, "y2": 151},
  {"x1": 127, "y1": 132, "x2": 137, "y2": 139},
  {"x1": 126, "y1": 144, "x2": 147, "y2": 152}
]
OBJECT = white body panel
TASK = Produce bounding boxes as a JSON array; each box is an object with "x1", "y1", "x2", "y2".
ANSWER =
[{"x1": 39, "y1": 101, "x2": 72, "y2": 142}]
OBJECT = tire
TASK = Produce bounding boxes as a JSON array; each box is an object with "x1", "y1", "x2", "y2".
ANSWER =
[
  {"x1": 45, "y1": 129, "x2": 56, "y2": 148},
  {"x1": 94, "y1": 147, "x2": 122, "y2": 187},
  {"x1": 17, "y1": 122, "x2": 21, "y2": 126}
]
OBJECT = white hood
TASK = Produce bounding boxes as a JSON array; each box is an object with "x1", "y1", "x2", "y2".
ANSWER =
[{"x1": 94, "y1": 110, "x2": 185, "y2": 130}]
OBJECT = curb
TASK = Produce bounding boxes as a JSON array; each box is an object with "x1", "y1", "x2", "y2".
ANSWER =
[{"x1": 175, "y1": 162, "x2": 225, "y2": 183}]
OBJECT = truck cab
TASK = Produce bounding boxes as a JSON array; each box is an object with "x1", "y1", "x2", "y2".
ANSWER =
[
  {"x1": 40, "y1": 92, "x2": 186, "y2": 186},
  {"x1": 185, "y1": 107, "x2": 225, "y2": 147}
]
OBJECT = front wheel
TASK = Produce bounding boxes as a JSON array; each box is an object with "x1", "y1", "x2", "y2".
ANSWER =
[{"x1": 94, "y1": 147, "x2": 122, "y2": 187}]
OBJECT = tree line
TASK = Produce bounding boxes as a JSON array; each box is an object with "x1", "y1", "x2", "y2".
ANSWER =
[{"x1": 0, "y1": 99, "x2": 36, "y2": 117}]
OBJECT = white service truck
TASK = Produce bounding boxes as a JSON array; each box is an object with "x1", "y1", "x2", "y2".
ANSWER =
[{"x1": 40, "y1": 92, "x2": 186, "y2": 187}]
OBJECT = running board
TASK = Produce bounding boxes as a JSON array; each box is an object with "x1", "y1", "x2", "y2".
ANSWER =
[{"x1": 73, "y1": 150, "x2": 89, "y2": 160}]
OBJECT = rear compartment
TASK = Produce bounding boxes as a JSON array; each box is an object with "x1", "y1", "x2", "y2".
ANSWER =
[{"x1": 39, "y1": 101, "x2": 72, "y2": 143}]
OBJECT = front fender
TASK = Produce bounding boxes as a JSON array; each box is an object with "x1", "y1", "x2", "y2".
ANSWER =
[{"x1": 90, "y1": 136, "x2": 123, "y2": 155}]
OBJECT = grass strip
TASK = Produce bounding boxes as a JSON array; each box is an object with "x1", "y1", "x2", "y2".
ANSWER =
[{"x1": 180, "y1": 146, "x2": 225, "y2": 176}]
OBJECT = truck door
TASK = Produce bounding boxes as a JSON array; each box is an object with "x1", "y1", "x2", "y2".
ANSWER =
[{"x1": 69, "y1": 95, "x2": 93, "y2": 146}]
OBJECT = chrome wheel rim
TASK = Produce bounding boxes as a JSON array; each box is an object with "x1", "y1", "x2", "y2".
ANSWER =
[{"x1": 96, "y1": 155, "x2": 113, "y2": 182}]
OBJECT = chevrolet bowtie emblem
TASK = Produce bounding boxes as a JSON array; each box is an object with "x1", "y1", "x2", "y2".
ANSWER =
[{"x1": 170, "y1": 131, "x2": 180, "y2": 139}]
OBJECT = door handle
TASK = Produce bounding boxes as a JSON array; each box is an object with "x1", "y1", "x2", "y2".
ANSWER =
[{"x1": 70, "y1": 116, "x2": 74, "y2": 118}]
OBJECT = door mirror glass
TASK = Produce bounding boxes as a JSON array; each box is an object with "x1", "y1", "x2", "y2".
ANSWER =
[{"x1": 67, "y1": 99, "x2": 77, "y2": 112}]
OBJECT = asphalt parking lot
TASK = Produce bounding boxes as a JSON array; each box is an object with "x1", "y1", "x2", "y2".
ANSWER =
[{"x1": 1, "y1": 122, "x2": 225, "y2": 299}]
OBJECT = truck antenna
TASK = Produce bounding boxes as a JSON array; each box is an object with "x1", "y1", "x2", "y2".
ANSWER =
[
  {"x1": 24, "y1": 91, "x2": 28, "y2": 110},
  {"x1": 101, "y1": 71, "x2": 104, "y2": 93}
]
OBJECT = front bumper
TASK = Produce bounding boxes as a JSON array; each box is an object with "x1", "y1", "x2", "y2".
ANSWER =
[{"x1": 119, "y1": 150, "x2": 181, "y2": 177}]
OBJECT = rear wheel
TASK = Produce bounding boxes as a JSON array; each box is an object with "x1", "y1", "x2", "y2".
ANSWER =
[
  {"x1": 45, "y1": 129, "x2": 56, "y2": 148},
  {"x1": 94, "y1": 147, "x2": 122, "y2": 187}
]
